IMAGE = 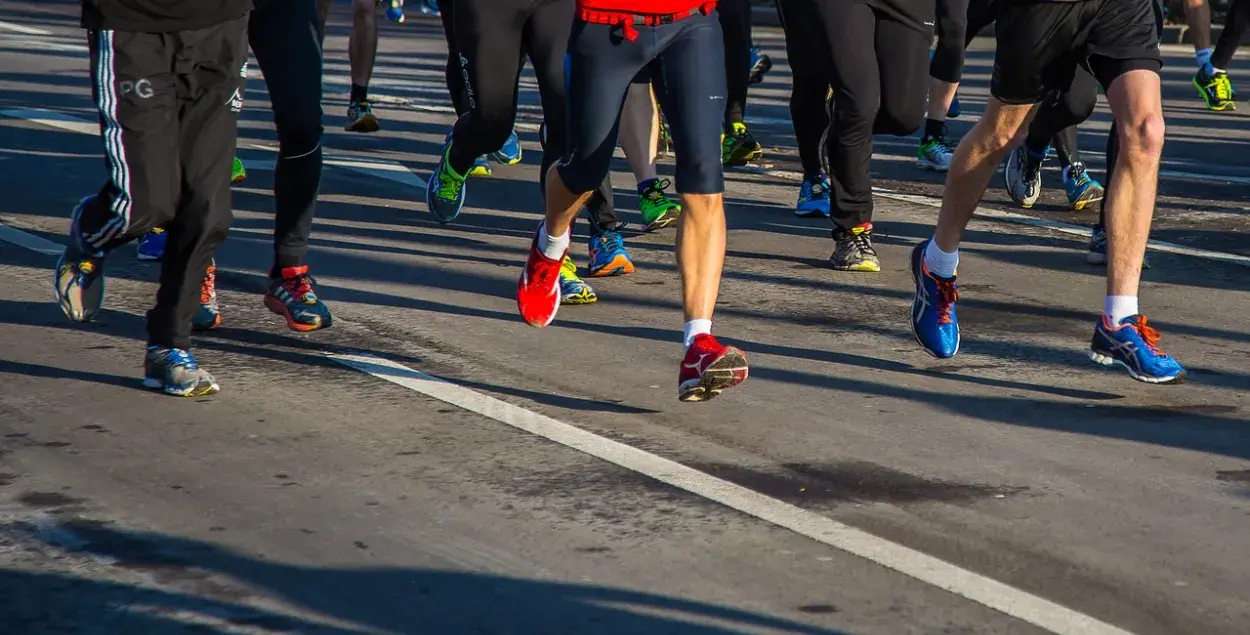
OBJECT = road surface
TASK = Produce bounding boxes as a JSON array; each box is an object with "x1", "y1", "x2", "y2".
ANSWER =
[{"x1": 0, "y1": 4, "x2": 1248, "y2": 635}]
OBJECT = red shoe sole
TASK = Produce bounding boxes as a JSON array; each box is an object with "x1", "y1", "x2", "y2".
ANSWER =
[{"x1": 264, "y1": 295, "x2": 328, "y2": 332}]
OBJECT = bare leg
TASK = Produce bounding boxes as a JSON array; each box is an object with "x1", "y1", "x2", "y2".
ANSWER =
[
  {"x1": 675, "y1": 193, "x2": 725, "y2": 321},
  {"x1": 316, "y1": 0, "x2": 333, "y2": 42},
  {"x1": 619, "y1": 82, "x2": 660, "y2": 182},
  {"x1": 926, "y1": 78, "x2": 959, "y2": 122},
  {"x1": 349, "y1": 0, "x2": 378, "y2": 89},
  {"x1": 933, "y1": 99, "x2": 1038, "y2": 251},
  {"x1": 543, "y1": 166, "x2": 595, "y2": 238},
  {"x1": 1103, "y1": 70, "x2": 1164, "y2": 298}
]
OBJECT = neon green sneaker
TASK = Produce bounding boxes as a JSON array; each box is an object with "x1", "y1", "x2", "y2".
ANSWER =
[
  {"x1": 559, "y1": 256, "x2": 597, "y2": 305},
  {"x1": 721, "y1": 122, "x2": 762, "y2": 166},
  {"x1": 231, "y1": 156, "x2": 247, "y2": 184},
  {"x1": 638, "y1": 178, "x2": 681, "y2": 232}
]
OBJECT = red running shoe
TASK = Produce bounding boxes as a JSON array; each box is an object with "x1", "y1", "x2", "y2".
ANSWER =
[
  {"x1": 517, "y1": 230, "x2": 564, "y2": 328},
  {"x1": 678, "y1": 333, "x2": 748, "y2": 402}
]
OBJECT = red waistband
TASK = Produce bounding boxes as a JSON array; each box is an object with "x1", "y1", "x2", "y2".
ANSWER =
[{"x1": 577, "y1": 3, "x2": 715, "y2": 41}]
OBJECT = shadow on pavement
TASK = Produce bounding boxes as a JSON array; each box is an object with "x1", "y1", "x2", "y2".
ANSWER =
[{"x1": 7, "y1": 520, "x2": 849, "y2": 635}]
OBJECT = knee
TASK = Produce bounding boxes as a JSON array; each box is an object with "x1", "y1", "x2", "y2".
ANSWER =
[
  {"x1": 833, "y1": 95, "x2": 879, "y2": 133},
  {"x1": 556, "y1": 150, "x2": 612, "y2": 195},
  {"x1": 1120, "y1": 111, "x2": 1165, "y2": 158},
  {"x1": 274, "y1": 110, "x2": 323, "y2": 157},
  {"x1": 674, "y1": 157, "x2": 723, "y2": 195},
  {"x1": 875, "y1": 106, "x2": 924, "y2": 137},
  {"x1": 353, "y1": 0, "x2": 374, "y2": 16}
]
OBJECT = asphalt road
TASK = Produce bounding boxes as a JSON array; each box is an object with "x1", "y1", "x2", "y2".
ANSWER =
[{"x1": 1, "y1": 3, "x2": 1249, "y2": 635}]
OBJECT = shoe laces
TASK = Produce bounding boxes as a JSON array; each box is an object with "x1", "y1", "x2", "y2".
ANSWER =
[
  {"x1": 280, "y1": 272, "x2": 314, "y2": 300},
  {"x1": 643, "y1": 178, "x2": 673, "y2": 201},
  {"x1": 200, "y1": 266, "x2": 217, "y2": 305},
  {"x1": 806, "y1": 176, "x2": 827, "y2": 198},
  {"x1": 437, "y1": 162, "x2": 465, "y2": 202},
  {"x1": 935, "y1": 278, "x2": 959, "y2": 325},
  {"x1": 560, "y1": 255, "x2": 579, "y2": 277},
  {"x1": 1067, "y1": 162, "x2": 1091, "y2": 186},
  {"x1": 1214, "y1": 73, "x2": 1234, "y2": 101},
  {"x1": 840, "y1": 225, "x2": 877, "y2": 256},
  {"x1": 1128, "y1": 315, "x2": 1166, "y2": 356},
  {"x1": 595, "y1": 230, "x2": 625, "y2": 255},
  {"x1": 1022, "y1": 149, "x2": 1044, "y2": 182}
]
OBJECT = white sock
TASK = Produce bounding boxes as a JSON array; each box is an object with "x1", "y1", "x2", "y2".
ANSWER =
[
  {"x1": 1103, "y1": 295, "x2": 1138, "y2": 325},
  {"x1": 1196, "y1": 48, "x2": 1214, "y2": 70},
  {"x1": 683, "y1": 319, "x2": 712, "y2": 349},
  {"x1": 537, "y1": 225, "x2": 570, "y2": 261},
  {"x1": 923, "y1": 239, "x2": 959, "y2": 278}
]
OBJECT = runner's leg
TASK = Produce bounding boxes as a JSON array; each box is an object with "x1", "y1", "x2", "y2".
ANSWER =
[{"x1": 346, "y1": 0, "x2": 381, "y2": 131}]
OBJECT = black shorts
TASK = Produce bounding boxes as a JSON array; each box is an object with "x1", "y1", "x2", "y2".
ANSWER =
[{"x1": 991, "y1": 0, "x2": 1162, "y2": 104}]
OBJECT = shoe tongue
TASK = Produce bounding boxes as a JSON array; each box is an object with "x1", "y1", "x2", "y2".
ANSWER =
[{"x1": 851, "y1": 222, "x2": 873, "y2": 235}]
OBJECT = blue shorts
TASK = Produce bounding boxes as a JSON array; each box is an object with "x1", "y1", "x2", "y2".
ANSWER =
[{"x1": 556, "y1": 10, "x2": 726, "y2": 195}]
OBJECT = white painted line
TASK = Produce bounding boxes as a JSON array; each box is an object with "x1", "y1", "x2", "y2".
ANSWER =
[
  {"x1": 0, "y1": 20, "x2": 51, "y2": 35},
  {"x1": 0, "y1": 225, "x2": 64, "y2": 257},
  {"x1": 736, "y1": 165, "x2": 1250, "y2": 269},
  {"x1": 329, "y1": 352, "x2": 1136, "y2": 635},
  {"x1": 248, "y1": 144, "x2": 427, "y2": 189},
  {"x1": 0, "y1": 108, "x2": 98, "y2": 136},
  {"x1": 1160, "y1": 169, "x2": 1250, "y2": 186}
]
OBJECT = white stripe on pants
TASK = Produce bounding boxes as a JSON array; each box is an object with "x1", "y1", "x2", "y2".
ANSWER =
[{"x1": 88, "y1": 29, "x2": 134, "y2": 248}]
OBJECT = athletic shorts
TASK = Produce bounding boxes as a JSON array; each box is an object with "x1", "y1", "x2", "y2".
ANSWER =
[{"x1": 991, "y1": 0, "x2": 1162, "y2": 104}]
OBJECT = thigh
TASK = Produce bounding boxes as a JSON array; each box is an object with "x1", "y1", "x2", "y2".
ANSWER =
[
  {"x1": 523, "y1": 0, "x2": 574, "y2": 109},
  {"x1": 455, "y1": 0, "x2": 526, "y2": 113},
  {"x1": 875, "y1": 15, "x2": 929, "y2": 130},
  {"x1": 655, "y1": 12, "x2": 726, "y2": 194},
  {"x1": 777, "y1": 0, "x2": 827, "y2": 83},
  {"x1": 991, "y1": 0, "x2": 1085, "y2": 104},
  {"x1": 965, "y1": 0, "x2": 997, "y2": 47},
  {"x1": 814, "y1": 0, "x2": 880, "y2": 115},
  {"x1": 1085, "y1": 0, "x2": 1163, "y2": 90},
  {"x1": 88, "y1": 29, "x2": 181, "y2": 232},
  {"x1": 249, "y1": 0, "x2": 324, "y2": 132},
  {"x1": 176, "y1": 16, "x2": 249, "y2": 202}
]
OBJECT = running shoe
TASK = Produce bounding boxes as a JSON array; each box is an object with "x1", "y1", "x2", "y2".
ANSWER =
[
  {"x1": 829, "y1": 222, "x2": 881, "y2": 272},
  {"x1": 794, "y1": 174, "x2": 831, "y2": 218},
  {"x1": 638, "y1": 178, "x2": 681, "y2": 231},
  {"x1": 232, "y1": 156, "x2": 247, "y2": 184},
  {"x1": 1193, "y1": 68, "x2": 1236, "y2": 111},
  {"x1": 916, "y1": 136, "x2": 955, "y2": 172},
  {"x1": 143, "y1": 346, "x2": 220, "y2": 397},
  {"x1": 492, "y1": 129, "x2": 523, "y2": 165},
  {"x1": 1089, "y1": 314, "x2": 1187, "y2": 384},
  {"x1": 264, "y1": 265, "x2": 333, "y2": 332},
  {"x1": 469, "y1": 155, "x2": 492, "y2": 177},
  {"x1": 910, "y1": 239, "x2": 960, "y2": 359},
  {"x1": 721, "y1": 122, "x2": 762, "y2": 166},
  {"x1": 748, "y1": 47, "x2": 772, "y2": 85},
  {"x1": 516, "y1": 225, "x2": 564, "y2": 328},
  {"x1": 1004, "y1": 145, "x2": 1044, "y2": 208},
  {"x1": 678, "y1": 333, "x2": 748, "y2": 402},
  {"x1": 426, "y1": 140, "x2": 468, "y2": 223},
  {"x1": 54, "y1": 195, "x2": 106, "y2": 323},
  {"x1": 192, "y1": 262, "x2": 222, "y2": 331},
  {"x1": 1086, "y1": 225, "x2": 1151, "y2": 269},
  {"x1": 416, "y1": 0, "x2": 439, "y2": 15},
  {"x1": 136, "y1": 227, "x2": 166, "y2": 261},
  {"x1": 559, "y1": 256, "x2": 597, "y2": 305},
  {"x1": 1063, "y1": 162, "x2": 1104, "y2": 212},
  {"x1": 346, "y1": 100, "x2": 381, "y2": 132},
  {"x1": 587, "y1": 229, "x2": 635, "y2": 278}
]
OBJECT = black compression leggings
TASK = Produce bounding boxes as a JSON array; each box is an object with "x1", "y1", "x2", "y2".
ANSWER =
[
  {"x1": 1213, "y1": 0, "x2": 1250, "y2": 70},
  {"x1": 719, "y1": 0, "x2": 752, "y2": 127},
  {"x1": 930, "y1": 0, "x2": 970, "y2": 83},
  {"x1": 1022, "y1": 67, "x2": 1098, "y2": 168}
]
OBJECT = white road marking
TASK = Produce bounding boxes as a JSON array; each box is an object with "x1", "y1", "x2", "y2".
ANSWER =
[
  {"x1": 330, "y1": 352, "x2": 1137, "y2": 635},
  {"x1": 1160, "y1": 169, "x2": 1250, "y2": 186},
  {"x1": 0, "y1": 20, "x2": 51, "y2": 35},
  {"x1": 0, "y1": 108, "x2": 98, "y2": 135},
  {"x1": 0, "y1": 224, "x2": 63, "y2": 256},
  {"x1": 737, "y1": 165, "x2": 1250, "y2": 269}
]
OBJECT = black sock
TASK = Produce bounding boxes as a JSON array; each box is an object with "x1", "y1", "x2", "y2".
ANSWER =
[
  {"x1": 923, "y1": 118, "x2": 945, "y2": 141},
  {"x1": 350, "y1": 83, "x2": 368, "y2": 103}
]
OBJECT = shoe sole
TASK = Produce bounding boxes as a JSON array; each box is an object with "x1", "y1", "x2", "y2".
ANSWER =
[
  {"x1": 793, "y1": 208, "x2": 829, "y2": 218},
  {"x1": 144, "y1": 376, "x2": 221, "y2": 397},
  {"x1": 588, "y1": 255, "x2": 635, "y2": 278},
  {"x1": 644, "y1": 209, "x2": 681, "y2": 232},
  {"x1": 678, "y1": 347, "x2": 749, "y2": 402},
  {"x1": 830, "y1": 261, "x2": 881, "y2": 273},
  {"x1": 916, "y1": 160, "x2": 950, "y2": 173},
  {"x1": 231, "y1": 173, "x2": 247, "y2": 185},
  {"x1": 264, "y1": 295, "x2": 331, "y2": 332},
  {"x1": 1088, "y1": 350, "x2": 1186, "y2": 384},
  {"x1": 346, "y1": 115, "x2": 380, "y2": 133},
  {"x1": 492, "y1": 151, "x2": 523, "y2": 165},
  {"x1": 1069, "y1": 188, "x2": 1104, "y2": 212}
]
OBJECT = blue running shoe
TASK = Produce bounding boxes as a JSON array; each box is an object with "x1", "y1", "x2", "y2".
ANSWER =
[
  {"x1": 493, "y1": 129, "x2": 522, "y2": 165},
  {"x1": 1089, "y1": 315, "x2": 1187, "y2": 384},
  {"x1": 417, "y1": 0, "x2": 439, "y2": 15},
  {"x1": 795, "y1": 174, "x2": 831, "y2": 218},
  {"x1": 1086, "y1": 225, "x2": 1151, "y2": 269},
  {"x1": 748, "y1": 47, "x2": 772, "y2": 84},
  {"x1": 1062, "y1": 162, "x2": 1104, "y2": 212},
  {"x1": 136, "y1": 228, "x2": 166, "y2": 261},
  {"x1": 426, "y1": 140, "x2": 467, "y2": 223},
  {"x1": 144, "y1": 346, "x2": 220, "y2": 397},
  {"x1": 587, "y1": 230, "x2": 635, "y2": 278},
  {"x1": 469, "y1": 155, "x2": 491, "y2": 177},
  {"x1": 559, "y1": 256, "x2": 597, "y2": 305},
  {"x1": 910, "y1": 239, "x2": 960, "y2": 358},
  {"x1": 947, "y1": 96, "x2": 961, "y2": 119},
  {"x1": 55, "y1": 195, "x2": 106, "y2": 323}
]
